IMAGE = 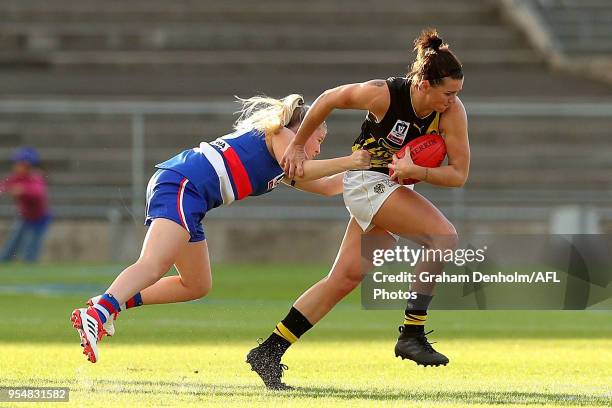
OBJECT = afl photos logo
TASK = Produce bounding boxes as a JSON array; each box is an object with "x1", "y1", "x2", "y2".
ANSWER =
[{"x1": 386, "y1": 120, "x2": 410, "y2": 145}]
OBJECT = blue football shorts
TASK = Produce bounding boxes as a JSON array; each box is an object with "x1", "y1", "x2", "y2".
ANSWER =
[{"x1": 144, "y1": 169, "x2": 207, "y2": 242}]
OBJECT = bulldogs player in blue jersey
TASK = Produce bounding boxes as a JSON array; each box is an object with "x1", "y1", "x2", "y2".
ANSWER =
[{"x1": 70, "y1": 94, "x2": 371, "y2": 364}]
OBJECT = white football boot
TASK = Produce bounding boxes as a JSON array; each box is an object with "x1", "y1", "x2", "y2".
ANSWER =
[{"x1": 70, "y1": 307, "x2": 105, "y2": 363}]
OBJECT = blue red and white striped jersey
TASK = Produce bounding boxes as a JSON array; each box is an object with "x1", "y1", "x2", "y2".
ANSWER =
[{"x1": 155, "y1": 128, "x2": 285, "y2": 208}]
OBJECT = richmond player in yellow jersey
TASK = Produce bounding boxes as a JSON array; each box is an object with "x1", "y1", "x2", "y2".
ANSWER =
[
  {"x1": 248, "y1": 28, "x2": 469, "y2": 389},
  {"x1": 352, "y1": 76, "x2": 442, "y2": 174}
]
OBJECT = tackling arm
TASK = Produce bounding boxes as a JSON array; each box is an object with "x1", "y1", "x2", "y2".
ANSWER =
[{"x1": 283, "y1": 173, "x2": 345, "y2": 196}]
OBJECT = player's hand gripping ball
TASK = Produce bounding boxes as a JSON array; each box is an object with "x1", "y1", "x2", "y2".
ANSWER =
[{"x1": 389, "y1": 134, "x2": 447, "y2": 185}]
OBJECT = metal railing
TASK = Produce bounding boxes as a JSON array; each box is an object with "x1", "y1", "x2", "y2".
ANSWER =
[{"x1": 1, "y1": 99, "x2": 612, "y2": 224}]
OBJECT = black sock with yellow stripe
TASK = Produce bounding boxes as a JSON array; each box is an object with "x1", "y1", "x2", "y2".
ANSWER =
[
  {"x1": 403, "y1": 293, "x2": 433, "y2": 334},
  {"x1": 261, "y1": 307, "x2": 313, "y2": 355}
]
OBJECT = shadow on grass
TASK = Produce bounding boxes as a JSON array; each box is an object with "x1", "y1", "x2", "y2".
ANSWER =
[{"x1": 10, "y1": 378, "x2": 610, "y2": 406}]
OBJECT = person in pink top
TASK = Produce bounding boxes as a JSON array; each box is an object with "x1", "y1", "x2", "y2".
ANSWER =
[{"x1": 0, "y1": 147, "x2": 51, "y2": 262}]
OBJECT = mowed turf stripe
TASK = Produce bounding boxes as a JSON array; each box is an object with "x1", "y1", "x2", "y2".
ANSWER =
[
  {"x1": 0, "y1": 342, "x2": 610, "y2": 407},
  {"x1": 0, "y1": 284, "x2": 107, "y2": 295}
]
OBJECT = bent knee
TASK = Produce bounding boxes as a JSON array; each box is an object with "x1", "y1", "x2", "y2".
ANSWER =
[
  {"x1": 185, "y1": 277, "x2": 212, "y2": 299},
  {"x1": 425, "y1": 224, "x2": 459, "y2": 251},
  {"x1": 194, "y1": 281, "x2": 212, "y2": 299}
]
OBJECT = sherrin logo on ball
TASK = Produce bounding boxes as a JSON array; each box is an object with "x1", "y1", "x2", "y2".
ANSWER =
[{"x1": 389, "y1": 134, "x2": 447, "y2": 185}]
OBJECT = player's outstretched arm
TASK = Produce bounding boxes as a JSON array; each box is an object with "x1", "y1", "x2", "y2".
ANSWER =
[
  {"x1": 273, "y1": 128, "x2": 371, "y2": 182},
  {"x1": 295, "y1": 150, "x2": 370, "y2": 182},
  {"x1": 281, "y1": 80, "x2": 390, "y2": 178},
  {"x1": 283, "y1": 173, "x2": 345, "y2": 196},
  {"x1": 294, "y1": 80, "x2": 391, "y2": 145}
]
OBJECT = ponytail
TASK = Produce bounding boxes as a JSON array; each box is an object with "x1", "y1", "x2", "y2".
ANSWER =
[
  {"x1": 408, "y1": 28, "x2": 463, "y2": 86},
  {"x1": 234, "y1": 94, "x2": 307, "y2": 135}
]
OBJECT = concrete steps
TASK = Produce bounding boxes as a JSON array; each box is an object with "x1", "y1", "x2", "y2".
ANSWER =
[
  {"x1": 0, "y1": 0, "x2": 495, "y2": 24},
  {"x1": 0, "y1": 0, "x2": 539, "y2": 72},
  {"x1": 533, "y1": 0, "x2": 612, "y2": 57},
  {"x1": 0, "y1": 23, "x2": 521, "y2": 51},
  {"x1": 2, "y1": 67, "x2": 610, "y2": 100},
  {"x1": 1, "y1": 0, "x2": 610, "y2": 217},
  {"x1": 0, "y1": 49, "x2": 541, "y2": 69}
]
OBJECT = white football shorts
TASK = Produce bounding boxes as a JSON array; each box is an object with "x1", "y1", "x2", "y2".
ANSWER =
[{"x1": 343, "y1": 170, "x2": 413, "y2": 232}]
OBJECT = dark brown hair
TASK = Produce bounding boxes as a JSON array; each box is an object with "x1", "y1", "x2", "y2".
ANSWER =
[{"x1": 408, "y1": 28, "x2": 463, "y2": 86}]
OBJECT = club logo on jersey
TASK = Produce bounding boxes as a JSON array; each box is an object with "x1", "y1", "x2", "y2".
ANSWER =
[
  {"x1": 386, "y1": 120, "x2": 410, "y2": 145},
  {"x1": 267, "y1": 173, "x2": 284, "y2": 191},
  {"x1": 412, "y1": 123, "x2": 424, "y2": 133},
  {"x1": 210, "y1": 138, "x2": 230, "y2": 151},
  {"x1": 373, "y1": 183, "x2": 386, "y2": 194}
]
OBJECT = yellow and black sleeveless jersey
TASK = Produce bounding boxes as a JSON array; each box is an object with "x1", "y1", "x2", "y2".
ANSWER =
[{"x1": 352, "y1": 77, "x2": 440, "y2": 174}]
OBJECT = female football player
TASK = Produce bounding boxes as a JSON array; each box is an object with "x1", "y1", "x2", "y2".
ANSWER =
[
  {"x1": 249, "y1": 28, "x2": 469, "y2": 389},
  {"x1": 71, "y1": 94, "x2": 371, "y2": 364}
]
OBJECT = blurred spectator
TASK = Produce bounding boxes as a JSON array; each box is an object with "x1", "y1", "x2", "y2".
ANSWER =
[{"x1": 0, "y1": 147, "x2": 51, "y2": 262}]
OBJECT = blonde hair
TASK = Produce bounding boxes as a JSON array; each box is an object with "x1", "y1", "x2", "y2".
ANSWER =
[{"x1": 234, "y1": 94, "x2": 306, "y2": 135}]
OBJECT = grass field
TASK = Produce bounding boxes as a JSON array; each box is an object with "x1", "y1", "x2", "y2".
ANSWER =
[{"x1": 0, "y1": 263, "x2": 610, "y2": 407}]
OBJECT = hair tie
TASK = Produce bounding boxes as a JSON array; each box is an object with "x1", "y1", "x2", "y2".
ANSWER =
[{"x1": 426, "y1": 37, "x2": 443, "y2": 51}]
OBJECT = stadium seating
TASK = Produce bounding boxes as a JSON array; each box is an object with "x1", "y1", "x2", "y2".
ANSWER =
[
  {"x1": 1, "y1": 0, "x2": 611, "y2": 227},
  {"x1": 531, "y1": 0, "x2": 612, "y2": 56}
]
